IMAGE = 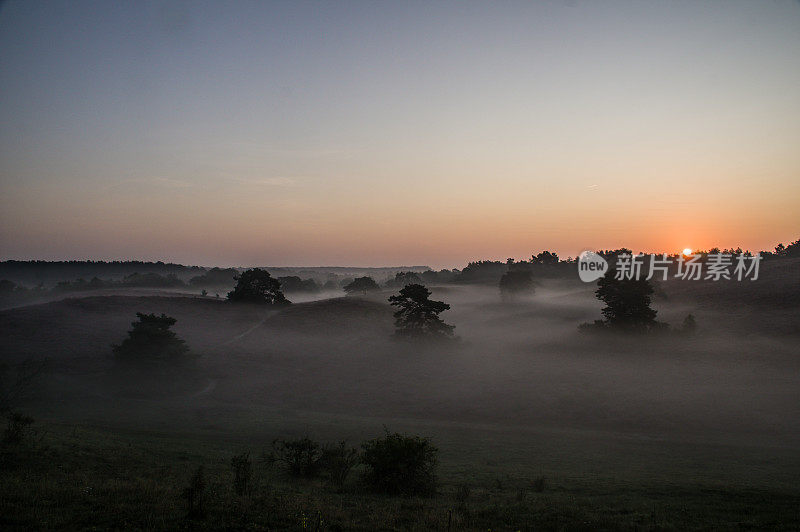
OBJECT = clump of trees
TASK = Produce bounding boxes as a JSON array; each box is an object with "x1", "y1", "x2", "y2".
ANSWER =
[
  {"x1": 112, "y1": 313, "x2": 191, "y2": 362},
  {"x1": 277, "y1": 276, "x2": 320, "y2": 294},
  {"x1": 188, "y1": 267, "x2": 239, "y2": 288},
  {"x1": 343, "y1": 276, "x2": 380, "y2": 296},
  {"x1": 388, "y1": 284, "x2": 455, "y2": 339},
  {"x1": 227, "y1": 268, "x2": 290, "y2": 306},
  {"x1": 385, "y1": 271, "x2": 422, "y2": 288}
]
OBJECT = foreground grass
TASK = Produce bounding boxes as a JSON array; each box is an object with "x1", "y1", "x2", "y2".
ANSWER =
[{"x1": 2, "y1": 422, "x2": 799, "y2": 531}]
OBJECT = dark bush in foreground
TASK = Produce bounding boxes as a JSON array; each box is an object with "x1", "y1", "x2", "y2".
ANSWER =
[
  {"x1": 361, "y1": 431, "x2": 438, "y2": 495},
  {"x1": 320, "y1": 441, "x2": 359, "y2": 487},
  {"x1": 270, "y1": 437, "x2": 323, "y2": 477}
]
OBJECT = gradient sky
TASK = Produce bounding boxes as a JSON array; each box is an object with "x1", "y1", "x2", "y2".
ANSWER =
[{"x1": 1, "y1": 1, "x2": 798, "y2": 268}]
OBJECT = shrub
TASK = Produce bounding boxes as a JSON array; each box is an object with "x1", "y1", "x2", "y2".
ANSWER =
[
  {"x1": 270, "y1": 437, "x2": 323, "y2": 477},
  {"x1": 231, "y1": 452, "x2": 251, "y2": 495},
  {"x1": 112, "y1": 313, "x2": 190, "y2": 363},
  {"x1": 182, "y1": 465, "x2": 206, "y2": 519},
  {"x1": 320, "y1": 441, "x2": 359, "y2": 487},
  {"x1": 2, "y1": 412, "x2": 33, "y2": 445},
  {"x1": 360, "y1": 431, "x2": 438, "y2": 495}
]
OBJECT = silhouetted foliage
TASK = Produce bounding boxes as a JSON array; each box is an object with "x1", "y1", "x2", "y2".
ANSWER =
[
  {"x1": 388, "y1": 284, "x2": 455, "y2": 339},
  {"x1": 531, "y1": 251, "x2": 559, "y2": 265},
  {"x1": 269, "y1": 437, "x2": 323, "y2": 477},
  {"x1": 456, "y1": 260, "x2": 507, "y2": 284},
  {"x1": 499, "y1": 269, "x2": 535, "y2": 300},
  {"x1": 112, "y1": 313, "x2": 190, "y2": 362},
  {"x1": 581, "y1": 271, "x2": 664, "y2": 333},
  {"x1": 320, "y1": 441, "x2": 359, "y2": 488},
  {"x1": 343, "y1": 276, "x2": 380, "y2": 296},
  {"x1": 121, "y1": 272, "x2": 185, "y2": 288},
  {"x1": 189, "y1": 267, "x2": 239, "y2": 287},
  {"x1": 769, "y1": 239, "x2": 800, "y2": 259},
  {"x1": 277, "y1": 275, "x2": 320, "y2": 293},
  {"x1": 386, "y1": 271, "x2": 422, "y2": 288},
  {"x1": 360, "y1": 431, "x2": 438, "y2": 495},
  {"x1": 227, "y1": 268, "x2": 290, "y2": 305}
]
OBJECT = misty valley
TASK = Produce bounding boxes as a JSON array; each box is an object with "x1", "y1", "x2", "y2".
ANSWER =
[{"x1": 1, "y1": 249, "x2": 799, "y2": 530}]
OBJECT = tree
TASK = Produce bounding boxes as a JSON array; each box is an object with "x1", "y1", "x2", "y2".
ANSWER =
[
  {"x1": 499, "y1": 269, "x2": 534, "y2": 300},
  {"x1": 532, "y1": 251, "x2": 559, "y2": 265},
  {"x1": 388, "y1": 284, "x2": 455, "y2": 339},
  {"x1": 583, "y1": 271, "x2": 661, "y2": 333},
  {"x1": 597, "y1": 273, "x2": 656, "y2": 327},
  {"x1": 112, "y1": 313, "x2": 190, "y2": 362},
  {"x1": 343, "y1": 276, "x2": 380, "y2": 296},
  {"x1": 227, "y1": 268, "x2": 289, "y2": 305}
]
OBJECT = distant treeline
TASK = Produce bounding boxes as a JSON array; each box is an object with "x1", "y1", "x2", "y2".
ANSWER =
[
  {"x1": 0, "y1": 260, "x2": 205, "y2": 287},
  {"x1": 1, "y1": 239, "x2": 797, "y2": 302}
]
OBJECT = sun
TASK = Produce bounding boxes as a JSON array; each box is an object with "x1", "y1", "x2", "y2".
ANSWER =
[{"x1": 682, "y1": 248, "x2": 693, "y2": 255}]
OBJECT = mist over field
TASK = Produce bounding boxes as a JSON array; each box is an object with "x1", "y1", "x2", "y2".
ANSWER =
[{"x1": 2, "y1": 0, "x2": 800, "y2": 529}]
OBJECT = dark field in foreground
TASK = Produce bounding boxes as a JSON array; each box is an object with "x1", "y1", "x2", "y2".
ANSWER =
[{"x1": 1, "y1": 260, "x2": 799, "y2": 529}]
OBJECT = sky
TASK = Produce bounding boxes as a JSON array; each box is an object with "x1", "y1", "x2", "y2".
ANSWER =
[{"x1": 1, "y1": 0, "x2": 798, "y2": 269}]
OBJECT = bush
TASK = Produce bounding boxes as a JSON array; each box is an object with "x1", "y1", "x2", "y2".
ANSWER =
[
  {"x1": 2, "y1": 412, "x2": 33, "y2": 445},
  {"x1": 320, "y1": 441, "x2": 359, "y2": 488},
  {"x1": 231, "y1": 452, "x2": 251, "y2": 495},
  {"x1": 360, "y1": 431, "x2": 438, "y2": 495},
  {"x1": 270, "y1": 437, "x2": 323, "y2": 477}
]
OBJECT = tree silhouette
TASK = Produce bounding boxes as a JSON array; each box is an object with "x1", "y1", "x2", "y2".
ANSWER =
[
  {"x1": 343, "y1": 276, "x2": 380, "y2": 296},
  {"x1": 227, "y1": 268, "x2": 289, "y2": 305},
  {"x1": 499, "y1": 269, "x2": 534, "y2": 300},
  {"x1": 112, "y1": 313, "x2": 190, "y2": 361},
  {"x1": 590, "y1": 271, "x2": 660, "y2": 332},
  {"x1": 388, "y1": 284, "x2": 455, "y2": 339}
]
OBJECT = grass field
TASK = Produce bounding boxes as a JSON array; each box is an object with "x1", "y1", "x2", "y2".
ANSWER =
[{"x1": 1, "y1": 261, "x2": 799, "y2": 529}]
